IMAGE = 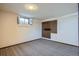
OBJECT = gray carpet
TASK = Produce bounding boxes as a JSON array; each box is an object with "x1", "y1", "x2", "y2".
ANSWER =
[{"x1": 0, "y1": 39, "x2": 79, "y2": 56}]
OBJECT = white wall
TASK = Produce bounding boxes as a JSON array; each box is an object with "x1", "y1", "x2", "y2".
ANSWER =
[
  {"x1": 0, "y1": 11, "x2": 41, "y2": 48},
  {"x1": 42, "y1": 12, "x2": 78, "y2": 46},
  {"x1": 57, "y1": 13, "x2": 78, "y2": 46}
]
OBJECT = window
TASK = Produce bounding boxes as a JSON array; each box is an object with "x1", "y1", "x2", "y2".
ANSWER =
[
  {"x1": 28, "y1": 18, "x2": 32, "y2": 25},
  {"x1": 25, "y1": 18, "x2": 29, "y2": 24},
  {"x1": 19, "y1": 17, "x2": 25, "y2": 24},
  {"x1": 17, "y1": 16, "x2": 32, "y2": 25}
]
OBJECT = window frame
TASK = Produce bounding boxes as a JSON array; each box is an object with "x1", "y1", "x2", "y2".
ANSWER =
[{"x1": 17, "y1": 16, "x2": 32, "y2": 25}]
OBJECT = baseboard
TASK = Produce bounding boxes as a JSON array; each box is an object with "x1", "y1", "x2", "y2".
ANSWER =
[
  {"x1": 0, "y1": 38, "x2": 78, "y2": 49},
  {"x1": 41, "y1": 37, "x2": 79, "y2": 47},
  {"x1": 0, "y1": 38, "x2": 40, "y2": 49}
]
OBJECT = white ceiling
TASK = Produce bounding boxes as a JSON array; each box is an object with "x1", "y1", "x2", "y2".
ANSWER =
[{"x1": 0, "y1": 3, "x2": 78, "y2": 20}]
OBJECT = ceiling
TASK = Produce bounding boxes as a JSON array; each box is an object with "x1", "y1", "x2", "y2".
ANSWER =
[{"x1": 0, "y1": 3, "x2": 78, "y2": 20}]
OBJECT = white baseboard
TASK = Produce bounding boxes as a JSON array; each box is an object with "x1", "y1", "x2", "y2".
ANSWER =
[{"x1": 41, "y1": 37, "x2": 78, "y2": 47}]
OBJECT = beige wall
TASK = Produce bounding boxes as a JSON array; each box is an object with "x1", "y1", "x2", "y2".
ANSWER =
[
  {"x1": 0, "y1": 12, "x2": 2, "y2": 47},
  {"x1": 0, "y1": 11, "x2": 41, "y2": 48}
]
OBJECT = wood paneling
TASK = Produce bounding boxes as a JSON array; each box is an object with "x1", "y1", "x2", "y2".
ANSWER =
[
  {"x1": 42, "y1": 21, "x2": 51, "y2": 38},
  {"x1": 51, "y1": 20, "x2": 57, "y2": 33},
  {"x1": 42, "y1": 20, "x2": 57, "y2": 38}
]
